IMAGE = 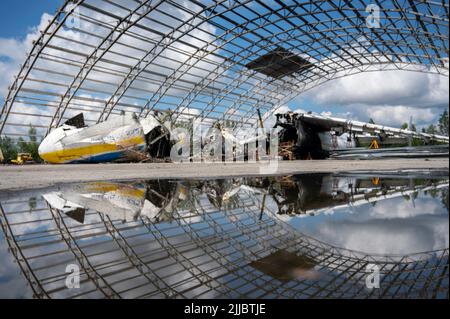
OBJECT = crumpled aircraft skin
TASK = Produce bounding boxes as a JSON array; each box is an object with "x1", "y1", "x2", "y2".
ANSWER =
[{"x1": 38, "y1": 113, "x2": 169, "y2": 164}]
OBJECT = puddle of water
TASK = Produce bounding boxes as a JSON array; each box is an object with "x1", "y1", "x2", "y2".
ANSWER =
[{"x1": 0, "y1": 171, "x2": 448, "y2": 299}]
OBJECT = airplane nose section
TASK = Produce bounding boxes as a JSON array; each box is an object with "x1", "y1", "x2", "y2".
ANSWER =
[
  {"x1": 38, "y1": 135, "x2": 59, "y2": 163},
  {"x1": 38, "y1": 138, "x2": 52, "y2": 162}
]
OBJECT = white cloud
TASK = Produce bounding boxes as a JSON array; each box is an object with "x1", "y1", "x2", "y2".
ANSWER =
[
  {"x1": 297, "y1": 69, "x2": 449, "y2": 127},
  {"x1": 292, "y1": 35, "x2": 449, "y2": 128},
  {"x1": 304, "y1": 70, "x2": 448, "y2": 108},
  {"x1": 341, "y1": 105, "x2": 438, "y2": 127},
  {"x1": 2, "y1": 3, "x2": 448, "y2": 134},
  {"x1": 0, "y1": 2, "x2": 226, "y2": 137},
  {"x1": 0, "y1": 13, "x2": 53, "y2": 99}
]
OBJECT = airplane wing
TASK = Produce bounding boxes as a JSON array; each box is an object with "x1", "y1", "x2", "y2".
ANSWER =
[{"x1": 287, "y1": 112, "x2": 449, "y2": 143}]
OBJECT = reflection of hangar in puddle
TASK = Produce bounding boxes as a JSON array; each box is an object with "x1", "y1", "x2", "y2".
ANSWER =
[
  {"x1": 0, "y1": 174, "x2": 448, "y2": 299},
  {"x1": 246, "y1": 173, "x2": 450, "y2": 217},
  {"x1": 42, "y1": 180, "x2": 177, "y2": 223}
]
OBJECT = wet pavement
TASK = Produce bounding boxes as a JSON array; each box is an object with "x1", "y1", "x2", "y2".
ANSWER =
[
  {"x1": 0, "y1": 170, "x2": 448, "y2": 299},
  {"x1": 1, "y1": 159, "x2": 448, "y2": 191}
]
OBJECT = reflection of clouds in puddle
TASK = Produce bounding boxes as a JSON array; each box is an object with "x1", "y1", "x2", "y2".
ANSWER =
[
  {"x1": 368, "y1": 195, "x2": 446, "y2": 220},
  {"x1": 0, "y1": 231, "x2": 32, "y2": 298},
  {"x1": 223, "y1": 185, "x2": 449, "y2": 258},
  {"x1": 0, "y1": 219, "x2": 226, "y2": 298},
  {"x1": 1, "y1": 177, "x2": 448, "y2": 298},
  {"x1": 1, "y1": 200, "x2": 53, "y2": 235},
  {"x1": 316, "y1": 216, "x2": 448, "y2": 256},
  {"x1": 297, "y1": 193, "x2": 449, "y2": 256}
]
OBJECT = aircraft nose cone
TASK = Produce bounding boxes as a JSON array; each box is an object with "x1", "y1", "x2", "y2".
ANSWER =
[{"x1": 38, "y1": 135, "x2": 58, "y2": 163}]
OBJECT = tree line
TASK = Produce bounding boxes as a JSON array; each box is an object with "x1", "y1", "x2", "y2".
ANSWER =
[
  {"x1": 1, "y1": 110, "x2": 448, "y2": 163},
  {"x1": 399, "y1": 109, "x2": 449, "y2": 136},
  {"x1": 0, "y1": 126, "x2": 42, "y2": 163}
]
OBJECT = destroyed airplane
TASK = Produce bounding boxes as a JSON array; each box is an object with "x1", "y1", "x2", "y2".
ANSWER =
[
  {"x1": 38, "y1": 113, "x2": 172, "y2": 164},
  {"x1": 274, "y1": 112, "x2": 449, "y2": 159},
  {"x1": 43, "y1": 180, "x2": 180, "y2": 224},
  {"x1": 256, "y1": 174, "x2": 449, "y2": 217},
  {"x1": 42, "y1": 179, "x2": 247, "y2": 225},
  {"x1": 38, "y1": 109, "x2": 449, "y2": 164},
  {"x1": 42, "y1": 174, "x2": 448, "y2": 226}
]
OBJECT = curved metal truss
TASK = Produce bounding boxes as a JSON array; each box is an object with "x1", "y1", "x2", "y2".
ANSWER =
[
  {"x1": 0, "y1": 176, "x2": 448, "y2": 299},
  {"x1": 0, "y1": 0, "x2": 448, "y2": 140}
]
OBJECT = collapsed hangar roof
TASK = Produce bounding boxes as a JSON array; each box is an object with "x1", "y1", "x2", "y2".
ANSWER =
[{"x1": 0, "y1": 0, "x2": 448, "y2": 140}]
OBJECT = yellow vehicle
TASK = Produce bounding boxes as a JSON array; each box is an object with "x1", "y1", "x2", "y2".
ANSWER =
[{"x1": 11, "y1": 153, "x2": 34, "y2": 165}]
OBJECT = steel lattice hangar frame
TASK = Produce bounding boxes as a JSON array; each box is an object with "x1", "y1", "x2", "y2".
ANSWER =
[{"x1": 0, "y1": 0, "x2": 448, "y2": 141}]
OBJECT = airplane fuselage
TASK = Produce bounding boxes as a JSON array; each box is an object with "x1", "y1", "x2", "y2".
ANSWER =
[{"x1": 38, "y1": 113, "x2": 170, "y2": 164}]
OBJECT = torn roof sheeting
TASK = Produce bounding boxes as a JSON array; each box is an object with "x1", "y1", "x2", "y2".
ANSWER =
[{"x1": 245, "y1": 47, "x2": 314, "y2": 79}]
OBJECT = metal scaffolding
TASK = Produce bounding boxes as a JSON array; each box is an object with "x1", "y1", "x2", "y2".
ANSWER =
[
  {"x1": 0, "y1": 0, "x2": 448, "y2": 140},
  {"x1": 0, "y1": 175, "x2": 448, "y2": 299}
]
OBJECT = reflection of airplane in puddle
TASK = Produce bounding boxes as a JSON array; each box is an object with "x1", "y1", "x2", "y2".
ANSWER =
[
  {"x1": 255, "y1": 174, "x2": 449, "y2": 217},
  {"x1": 201, "y1": 179, "x2": 247, "y2": 209},
  {"x1": 199, "y1": 174, "x2": 449, "y2": 217},
  {"x1": 43, "y1": 175, "x2": 448, "y2": 225},
  {"x1": 42, "y1": 179, "x2": 246, "y2": 224},
  {"x1": 12, "y1": 175, "x2": 449, "y2": 298},
  {"x1": 43, "y1": 180, "x2": 179, "y2": 224}
]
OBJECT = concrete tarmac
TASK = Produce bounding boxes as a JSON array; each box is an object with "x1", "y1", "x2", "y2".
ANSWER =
[{"x1": 0, "y1": 158, "x2": 448, "y2": 191}]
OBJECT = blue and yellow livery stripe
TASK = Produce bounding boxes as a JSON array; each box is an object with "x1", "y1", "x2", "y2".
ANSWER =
[
  {"x1": 40, "y1": 136, "x2": 145, "y2": 164},
  {"x1": 85, "y1": 182, "x2": 146, "y2": 198}
]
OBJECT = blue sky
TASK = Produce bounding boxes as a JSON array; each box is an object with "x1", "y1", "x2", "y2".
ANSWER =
[
  {"x1": 0, "y1": 1, "x2": 63, "y2": 38},
  {"x1": 0, "y1": 1, "x2": 447, "y2": 129},
  {"x1": 0, "y1": 1, "x2": 61, "y2": 110}
]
